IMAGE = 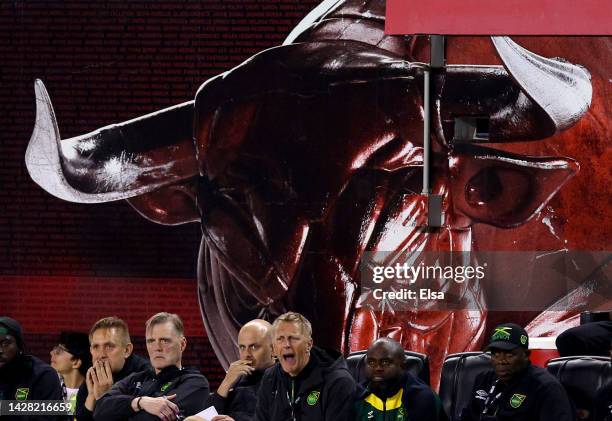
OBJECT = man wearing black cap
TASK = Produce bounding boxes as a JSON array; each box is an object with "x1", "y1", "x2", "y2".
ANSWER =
[
  {"x1": 0, "y1": 316, "x2": 64, "y2": 420},
  {"x1": 459, "y1": 323, "x2": 574, "y2": 421}
]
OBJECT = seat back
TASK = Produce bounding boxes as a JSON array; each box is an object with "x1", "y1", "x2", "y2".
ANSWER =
[
  {"x1": 439, "y1": 352, "x2": 492, "y2": 421},
  {"x1": 346, "y1": 349, "x2": 430, "y2": 385},
  {"x1": 580, "y1": 310, "x2": 611, "y2": 324},
  {"x1": 547, "y1": 356, "x2": 612, "y2": 420}
]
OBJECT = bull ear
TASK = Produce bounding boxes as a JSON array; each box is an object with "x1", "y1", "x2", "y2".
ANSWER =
[
  {"x1": 126, "y1": 180, "x2": 200, "y2": 225},
  {"x1": 449, "y1": 144, "x2": 578, "y2": 228},
  {"x1": 25, "y1": 79, "x2": 199, "y2": 203}
]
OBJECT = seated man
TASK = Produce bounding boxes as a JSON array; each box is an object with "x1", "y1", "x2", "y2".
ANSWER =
[
  {"x1": 94, "y1": 312, "x2": 210, "y2": 420},
  {"x1": 185, "y1": 319, "x2": 275, "y2": 421},
  {"x1": 460, "y1": 323, "x2": 574, "y2": 421},
  {"x1": 50, "y1": 331, "x2": 92, "y2": 411},
  {"x1": 76, "y1": 316, "x2": 150, "y2": 421},
  {"x1": 0, "y1": 316, "x2": 64, "y2": 421},
  {"x1": 353, "y1": 337, "x2": 448, "y2": 421},
  {"x1": 556, "y1": 320, "x2": 612, "y2": 357},
  {"x1": 255, "y1": 311, "x2": 357, "y2": 421}
]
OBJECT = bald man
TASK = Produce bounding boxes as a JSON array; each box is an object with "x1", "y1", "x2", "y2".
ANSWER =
[
  {"x1": 353, "y1": 338, "x2": 448, "y2": 421},
  {"x1": 186, "y1": 320, "x2": 275, "y2": 421}
]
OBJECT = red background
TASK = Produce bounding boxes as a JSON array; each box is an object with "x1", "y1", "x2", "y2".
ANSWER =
[{"x1": 1, "y1": 0, "x2": 318, "y2": 387}]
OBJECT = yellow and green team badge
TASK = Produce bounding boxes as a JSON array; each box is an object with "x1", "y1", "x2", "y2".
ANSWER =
[
  {"x1": 15, "y1": 388, "x2": 29, "y2": 401},
  {"x1": 509, "y1": 393, "x2": 526, "y2": 408},
  {"x1": 307, "y1": 391, "x2": 320, "y2": 406},
  {"x1": 160, "y1": 382, "x2": 172, "y2": 392},
  {"x1": 492, "y1": 327, "x2": 512, "y2": 341}
]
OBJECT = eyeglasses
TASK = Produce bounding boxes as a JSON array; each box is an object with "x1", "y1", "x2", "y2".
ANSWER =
[{"x1": 51, "y1": 345, "x2": 71, "y2": 355}]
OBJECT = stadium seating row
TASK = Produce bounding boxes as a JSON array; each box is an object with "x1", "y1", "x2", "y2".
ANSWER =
[{"x1": 345, "y1": 350, "x2": 611, "y2": 421}]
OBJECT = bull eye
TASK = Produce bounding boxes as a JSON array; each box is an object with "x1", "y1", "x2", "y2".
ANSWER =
[
  {"x1": 466, "y1": 168, "x2": 503, "y2": 206},
  {"x1": 465, "y1": 167, "x2": 532, "y2": 213}
]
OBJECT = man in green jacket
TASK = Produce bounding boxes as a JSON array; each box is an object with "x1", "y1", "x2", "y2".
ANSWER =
[{"x1": 353, "y1": 338, "x2": 448, "y2": 421}]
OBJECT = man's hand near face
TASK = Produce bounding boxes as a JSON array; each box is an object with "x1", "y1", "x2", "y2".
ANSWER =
[
  {"x1": 91, "y1": 360, "x2": 114, "y2": 398},
  {"x1": 216, "y1": 360, "x2": 254, "y2": 398},
  {"x1": 84, "y1": 360, "x2": 114, "y2": 410},
  {"x1": 132, "y1": 394, "x2": 180, "y2": 421}
]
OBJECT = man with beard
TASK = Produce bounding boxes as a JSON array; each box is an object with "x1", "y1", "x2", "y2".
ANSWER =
[
  {"x1": 353, "y1": 338, "x2": 447, "y2": 421},
  {"x1": 460, "y1": 323, "x2": 574, "y2": 421},
  {"x1": 0, "y1": 316, "x2": 64, "y2": 420},
  {"x1": 185, "y1": 319, "x2": 275, "y2": 421},
  {"x1": 254, "y1": 312, "x2": 356, "y2": 421}
]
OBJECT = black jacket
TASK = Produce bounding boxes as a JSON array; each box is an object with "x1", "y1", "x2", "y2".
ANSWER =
[
  {"x1": 459, "y1": 363, "x2": 574, "y2": 421},
  {"x1": 0, "y1": 354, "x2": 64, "y2": 421},
  {"x1": 254, "y1": 347, "x2": 357, "y2": 421},
  {"x1": 207, "y1": 370, "x2": 264, "y2": 421},
  {"x1": 353, "y1": 373, "x2": 449, "y2": 421},
  {"x1": 93, "y1": 366, "x2": 209, "y2": 421},
  {"x1": 75, "y1": 354, "x2": 150, "y2": 421},
  {"x1": 594, "y1": 379, "x2": 612, "y2": 421}
]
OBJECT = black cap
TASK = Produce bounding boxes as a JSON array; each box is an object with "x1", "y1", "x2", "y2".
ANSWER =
[
  {"x1": 59, "y1": 332, "x2": 90, "y2": 360},
  {"x1": 487, "y1": 323, "x2": 529, "y2": 351},
  {"x1": 0, "y1": 317, "x2": 22, "y2": 340}
]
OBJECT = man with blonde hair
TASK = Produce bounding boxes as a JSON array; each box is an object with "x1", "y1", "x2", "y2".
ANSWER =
[
  {"x1": 76, "y1": 316, "x2": 150, "y2": 421},
  {"x1": 255, "y1": 311, "x2": 356, "y2": 421},
  {"x1": 94, "y1": 312, "x2": 209, "y2": 420}
]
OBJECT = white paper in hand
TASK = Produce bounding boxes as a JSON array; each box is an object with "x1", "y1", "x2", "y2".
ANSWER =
[{"x1": 193, "y1": 406, "x2": 219, "y2": 421}]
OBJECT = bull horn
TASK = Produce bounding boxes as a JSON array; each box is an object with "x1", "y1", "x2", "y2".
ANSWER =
[
  {"x1": 491, "y1": 37, "x2": 592, "y2": 133},
  {"x1": 25, "y1": 79, "x2": 198, "y2": 203}
]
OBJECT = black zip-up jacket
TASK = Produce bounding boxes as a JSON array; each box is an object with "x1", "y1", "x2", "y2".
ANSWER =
[
  {"x1": 0, "y1": 354, "x2": 64, "y2": 421},
  {"x1": 206, "y1": 370, "x2": 264, "y2": 421},
  {"x1": 459, "y1": 363, "x2": 574, "y2": 421},
  {"x1": 93, "y1": 366, "x2": 209, "y2": 421},
  {"x1": 254, "y1": 347, "x2": 357, "y2": 421},
  {"x1": 353, "y1": 372, "x2": 449, "y2": 421},
  {"x1": 75, "y1": 354, "x2": 150, "y2": 421}
]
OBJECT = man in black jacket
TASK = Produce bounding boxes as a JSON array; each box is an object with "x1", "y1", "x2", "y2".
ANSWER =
[
  {"x1": 94, "y1": 312, "x2": 209, "y2": 420},
  {"x1": 0, "y1": 316, "x2": 64, "y2": 421},
  {"x1": 459, "y1": 323, "x2": 574, "y2": 421},
  {"x1": 185, "y1": 319, "x2": 275, "y2": 421},
  {"x1": 353, "y1": 338, "x2": 448, "y2": 421},
  {"x1": 254, "y1": 312, "x2": 357, "y2": 421},
  {"x1": 75, "y1": 317, "x2": 150, "y2": 421}
]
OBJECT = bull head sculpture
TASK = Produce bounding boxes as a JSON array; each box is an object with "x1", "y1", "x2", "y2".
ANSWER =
[{"x1": 26, "y1": 0, "x2": 593, "y2": 385}]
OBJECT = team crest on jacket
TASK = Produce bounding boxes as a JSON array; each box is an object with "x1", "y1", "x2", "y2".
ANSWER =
[
  {"x1": 15, "y1": 388, "x2": 29, "y2": 400},
  {"x1": 509, "y1": 393, "x2": 526, "y2": 408},
  {"x1": 307, "y1": 391, "x2": 320, "y2": 406},
  {"x1": 160, "y1": 382, "x2": 172, "y2": 392}
]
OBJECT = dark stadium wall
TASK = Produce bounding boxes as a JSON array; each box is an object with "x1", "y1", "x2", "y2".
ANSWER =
[{"x1": 1, "y1": 0, "x2": 319, "y2": 387}]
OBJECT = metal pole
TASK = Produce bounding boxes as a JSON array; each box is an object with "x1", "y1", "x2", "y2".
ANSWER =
[{"x1": 422, "y1": 67, "x2": 431, "y2": 194}]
